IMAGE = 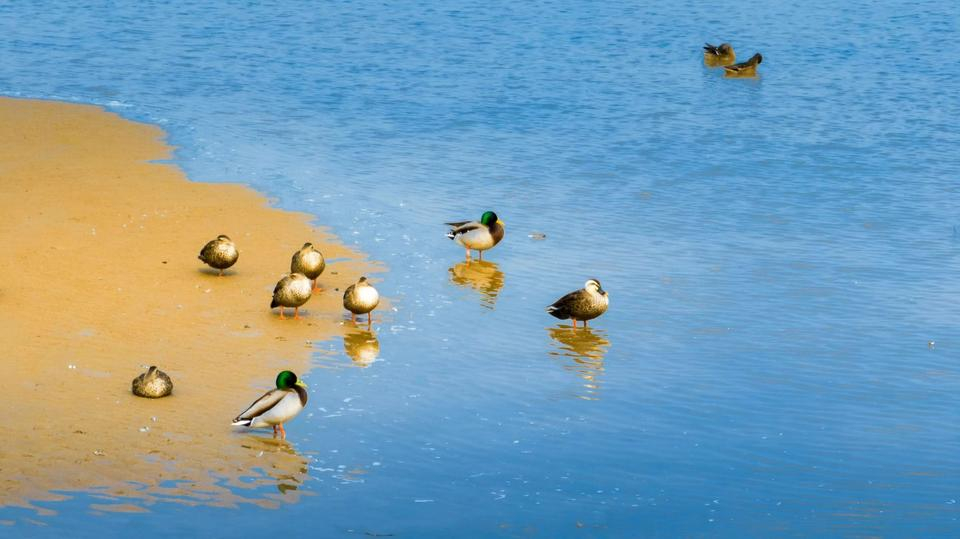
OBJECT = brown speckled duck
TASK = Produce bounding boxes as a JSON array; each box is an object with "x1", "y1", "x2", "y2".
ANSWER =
[
  {"x1": 343, "y1": 276, "x2": 380, "y2": 326},
  {"x1": 198, "y1": 234, "x2": 239, "y2": 276},
  {"x1": 723, "y1": 53, "x2": 763, "y2": 77},
  {"x1": 132, "y1": 366, "x2": 173, "y2": 398},
  {"x1": 546, "y1": 278, "x2": 609, "y2": 328},
  {"x1": 703, "y1": 43, "x2": 736, "y2": 66},
  {"x1": 290, "y1": 242, "x2": 326, "y2": 291},
  {"x1": 270, "y1": 273, "x2": 312, "y2": 320}
]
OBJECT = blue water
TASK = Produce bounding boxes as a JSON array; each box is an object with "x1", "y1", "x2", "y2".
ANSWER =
[{"x1": 3, "y1": 0, "x2": 960, "y2": 536}]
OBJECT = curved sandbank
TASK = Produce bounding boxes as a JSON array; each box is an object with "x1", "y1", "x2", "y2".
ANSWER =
[{"x1": 0, "y1": 97, "x2": 382, "y2": 512}]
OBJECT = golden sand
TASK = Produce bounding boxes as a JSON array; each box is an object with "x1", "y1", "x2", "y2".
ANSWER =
[{"x1": 0, "y1": 97, "x2": 382, "y2": 511}]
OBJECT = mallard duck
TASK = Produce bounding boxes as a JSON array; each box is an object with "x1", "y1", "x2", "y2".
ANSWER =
[
  {"x1": 343, "y1": 276, "x2": 380, "y2": 326},
  {"x1": 546, "y1": 278, "x2": 609, "y2": 328},
  {"x1": 703, "y1": 43, "x2": 735, "y2": 66},
  {"x1": 131, "y1": 366, "x2": 173, "y2": 398},
  {"x1": 231, "y1": 370, "x2": 308, "y2": 439},
  {"x1": 270, "y1": 273, "x2": 312, "y2": 320},
  {"x1": 446, "y1": 211, "x2": 504, "y2": 261},
  {"x1": 198, "y1": 234, "x2": 239, "y2": 276},
  {"x1": 290, "y1": 242, "x2": 326, "y2": 291},
  {"x1": 723, "y1": 53, "x2": 763, "y2": 77}
]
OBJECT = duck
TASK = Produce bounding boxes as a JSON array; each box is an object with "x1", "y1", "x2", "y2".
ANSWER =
[
  {"x1": 703, "y1": 43, "x2": 736, "y2": 66},
  {"x1": 546, "y1": 278, "x2": 609, "y2": 328},
  {"x1": 198, "y1": 234, "x2": 239, "y2": 276},
  {"x1": 343, "y1": 276, "x2": 380, "y2": 326},
  {"x1": 131, "y1": 366, "x2": 173, "y2": 398},
  {"x1": 231, "y1": 370, "x2": 308, "y2": 439},
  {"x1": 723, "y1": 53, "x2": 763, "y2": 77},
  {"x1": 445, "y1": 211, "x2": 505, "y2": 262},
  {"x1": 290, "y1": 242, "x2": 326, "y2": 291},
  {"x1": 270, "y1": 273, "x2": 312, "y2": 320}
]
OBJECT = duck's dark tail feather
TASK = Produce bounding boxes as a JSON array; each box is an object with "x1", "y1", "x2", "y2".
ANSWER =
[
  {"x1": 270, "y1": 298, "x2": 280, "y2": 308},
  {"x1": 446, "y1": 231, "x2": 456, "y2": 240},
  {"x1": 231, "y1": 418, "x2": 252, "y2": 427},
  {"x1": 703, "y1": 43, "x2": 719, "y2": 55},
  {"x1": 546, "y1": 305, "x2": 569, "y2": 320}
]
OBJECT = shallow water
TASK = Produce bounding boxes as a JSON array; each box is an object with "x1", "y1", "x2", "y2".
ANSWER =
[{"x1": 2, "y1": 0, "x2": 959, "y2": 536}]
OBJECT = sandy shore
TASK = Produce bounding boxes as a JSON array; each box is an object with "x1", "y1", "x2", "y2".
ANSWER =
[{"x1": 0, "y1": 97, "x2": 382, "y2": 512}]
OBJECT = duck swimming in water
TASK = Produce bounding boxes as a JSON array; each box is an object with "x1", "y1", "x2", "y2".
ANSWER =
[
  {"x1": 723, "y1": 53, "x2": 763, "y2": 77},
  {"x1": 198, "y1": 234, "x2": 239, "y2": 276},
  {"x1": 446, "y1": 211, "x2": 505, "y2": 262},
  {"x1": 546, "y1": 279, "x2": 610, "y2": 328},
  {"x1": 231, "y1": 370, "x2": 308, "y2": 439},
  {"x1": 703, "y1": 42, "x2": 735, "y2": 66}
]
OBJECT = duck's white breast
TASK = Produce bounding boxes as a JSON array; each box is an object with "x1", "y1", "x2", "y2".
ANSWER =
[{"x1": 249, "y1": 390, "x2": 303, "y2": 427}]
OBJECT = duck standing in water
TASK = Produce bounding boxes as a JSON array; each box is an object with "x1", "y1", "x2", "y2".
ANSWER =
[
  {"x1": 546, "y1": 278, "x2": 609, "y2": 328},
  {"x1": 703, "y1": 42, "x2": 735, "y2": 66},
  {"x1": 232, "y1": 370, "x2": 308, "y2": 439},
  {"x1": 131, "y1": 366, "x2": 173, "y2": 398},
  {"x1": 198, "y1": 234, "x2": 239, "y2": 276},
  {"x1": 290, "y1": 242, "x2": 326, "y2": 291},
  {"x1": 343, "y1": 276, "x2": 380, "y2": 326},
  {"x1": 723, "y1": 53, "x2": 763, "y2": 77},
  {"x1": 446, "y1": 211, "x2": 504, "y2": 262},
  {"x1": 270, "y1": 273, "x2": 312, "y2": 320}
]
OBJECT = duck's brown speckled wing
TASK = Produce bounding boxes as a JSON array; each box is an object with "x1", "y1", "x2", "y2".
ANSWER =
[
  {"x1": 198, "y1": 239, "x2": 217, "y2": 262},
  {"x1": 234, "y1": 389, "x2": 288, "y2": 422},
  {"x1": 547, "y1": 289, "x2": 586, "y2": 319}
]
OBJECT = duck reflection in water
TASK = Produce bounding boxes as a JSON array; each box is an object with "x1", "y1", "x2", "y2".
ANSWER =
[
  {"x1": 343, "y1": 327, "x2": 380, "y2": 367},
  {"x1": 237, "y1": 434, "x2": 309, "y2": 496},
  {"x1": 447, "y1": 260, "x2": 505, "y2": 309},
  {"x1": 548, "y1": 326, "x2": 611, "y2": 400}
]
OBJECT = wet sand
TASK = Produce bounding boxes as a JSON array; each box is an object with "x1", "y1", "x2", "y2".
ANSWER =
[{"x1": 0, "y1": 97, "x2": 382, "y2": 512}]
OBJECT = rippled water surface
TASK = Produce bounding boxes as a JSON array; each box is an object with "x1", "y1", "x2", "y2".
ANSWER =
[{"x1": 2, "y1": 0, "x2": 959, "y2": 536}]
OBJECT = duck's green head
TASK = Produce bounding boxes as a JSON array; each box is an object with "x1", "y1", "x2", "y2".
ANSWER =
[
  {"x1": 276, "y1": 370, "x2": 308, "y2": 389},
  {"x1": 480, "y1": 211, "x2": 503, "y2": 226}
]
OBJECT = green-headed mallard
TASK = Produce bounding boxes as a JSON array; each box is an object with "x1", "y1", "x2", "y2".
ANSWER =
[
  {"x1": 290, "y1": 242, "x2": 326, "y2": 291},
  {"x1": 723, "y1": 53, "x2": 762, "y2": 77},
  {"x1": 270, "y1": 273, "x2": 312, "y2": 320},
  {"x1": 231, "y1": 370, "x2": 308, "y2": 439},
  {"x1": 445, "y1": 211, "x2": 504, "y2": 261},
  {"x1": 343, "y1": 276, "x2": 380, "y2": 326},
  {"x1": 131, "y1": 366, "x2": 173, "y2": 398},
  {"x1": 703, "y1": 43, "x2": 736, "y2": 66},
  {"x1": 198, "y1": 234, "x2": 239, "y2": 276},
  {"x1": 546, "y1": 278, "x2": 609, "y2": 328}
]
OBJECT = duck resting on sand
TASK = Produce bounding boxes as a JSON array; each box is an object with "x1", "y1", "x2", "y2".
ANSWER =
[
  {"x1": 290, "y1": 242, "x2": 326, "y2": 291},
  {"x1": 446, "y1": 211, "x2": 504, "y2": 262},
  {"x1": 198, "y1": 234, "x2": 239, "y2": 276},
  {"x1": 131, "y1": 366, "x2": 173, "y2": 398},
  {"x1": 546, "y1": 278, "x2": 609, "y2": 328},
  {"x1": 271, "y1": 273, "x2": 312, "y2": 320},
  {"x1": 232, "y1": 370, "x2": 308, "y2": 439}
]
